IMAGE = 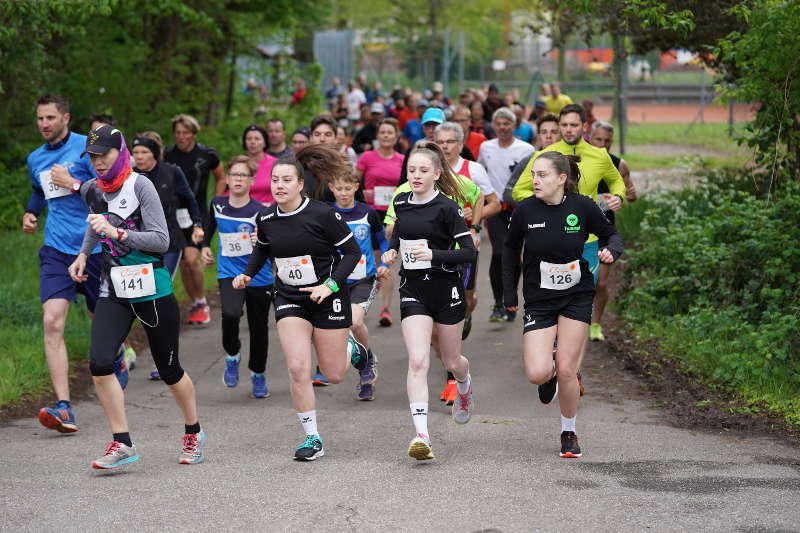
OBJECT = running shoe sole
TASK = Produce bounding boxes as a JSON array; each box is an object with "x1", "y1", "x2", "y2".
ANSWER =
[
  {"x1": 179, "y1": 435, "x2": 206, "y2": 464},
  {"x1": 92, "y1": 454, "x2": 140, "y2": 469},
  {"x1": 407, "y1": 438, "x2": 434, "y2": 460},
  {"x1": 294, "y1": 448, "x2": 324, "y2": 461},
  {"x1": 559, "y1": 451, "x2": 583, "y2": 458},
  {"x1": 38, "y1": 409, "x2": 77, "y2": 433}
]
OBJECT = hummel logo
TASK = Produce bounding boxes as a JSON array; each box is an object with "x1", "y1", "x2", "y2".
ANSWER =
[
  {"x1": 401, "y1": 297, "x2": 418, "y2": 302},
  {"x1": 528, "y1": 222, "x2": 545, "y2": 229}
]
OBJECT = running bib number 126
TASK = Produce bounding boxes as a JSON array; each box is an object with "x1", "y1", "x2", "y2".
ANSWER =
[
  {"x1": 275, "y1": 255, "x2": 317, "y2": 286},
  {"x1": 539, "y1": 259, "x2": 581, "y2": 290},
  {"x1": 110, "y1": 264, "x2": 157, "y2": 298}
]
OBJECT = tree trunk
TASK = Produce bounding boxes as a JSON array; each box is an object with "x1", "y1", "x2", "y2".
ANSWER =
[{"x1": 224, "y1": 48, "x2": 237, "y2": 121}]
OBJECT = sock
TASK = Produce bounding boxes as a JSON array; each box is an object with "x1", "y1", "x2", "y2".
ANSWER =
[
  {"x1": 56, "y1": 400, "x2": 71, "y2": 408},
  {"x1": 113, "y1": 432, "x2": 133, "y2": 447},
  {"x1": 251, "y1": 371, "x2": 264, "y2": 377},
  {"x1": 410, "y1": 403, "x2": 429, "y2": 437},
  {"x1": 446, "y1": 371, "x2": 454, "y2": 381},
  {"x1": 226, "y1": 353, "x2": 241, "y2": 363},
  {"x1": 456, "y1": 373, "x2": 471, "y2": 394},
  {"x1": 561, "y1": 415, "x2": 576, "y2": 433},
  {"x1": 185, "y1": 422, "x2": 201, "y2": 435},
  {"x1": 297, "y1": 410, "x2": 318, "y2": 436}
]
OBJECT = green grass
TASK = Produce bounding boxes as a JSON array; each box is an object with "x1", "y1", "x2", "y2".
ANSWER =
[{"x1": 623, "y1": 122, "x2": 747, "y2": 153}]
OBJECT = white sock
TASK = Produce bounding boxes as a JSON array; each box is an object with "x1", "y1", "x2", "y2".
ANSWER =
[
  {"x1": 226, "y1": 352, "x2": 240, "y2": 362},
  {"x1": 196, "y1": 297, "x2": 207, "y2": 305},
  {"x1": 561, "y1": 415, "x2": 576, "y2": 433},
  {"x1": 297, "y1": 410, "x2": 318, "y2": 436},
  {"x1": 456, "y1": 372, "x2": 471, "y2": 394},
  {"x1": 410, "y1": 403, "x2": 428, "y2": 437}
]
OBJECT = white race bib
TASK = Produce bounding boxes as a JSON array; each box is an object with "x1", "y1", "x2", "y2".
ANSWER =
[
  {"x1": 540, "y1": 260, "x2": 581, "y2": 290},
  {"x1": 275, "y1": 255, "x2": 317, "y2": 286},
  {"x1": 400, "y1": 239, "x2": 431, "y2": 270},
  {"x1": 40, "y1": 170, "x2": 71, "y2": 200},
  {"x1": 348, "y1": 254, "x2": 367, "y2": 280},
  {"x1": 110, "y1": 264, "x2": 157, "y2": 299},
  {"x1": 175, "y1": 208, "x2": 192, "y2": 229},
  {"x1": 220, "y1": 232, "x2": 253, "y2": 257},
  {"x1": 373, "y1": 186, "x2": 396, "y2": 208},
  {"x1": 596, "y1": 193, "x2": 613, "y2": 212}
]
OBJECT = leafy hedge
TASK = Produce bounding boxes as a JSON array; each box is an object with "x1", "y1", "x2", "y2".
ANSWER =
[{"x1": 617, "y1": 169, "x2": 800, "y2": 424}]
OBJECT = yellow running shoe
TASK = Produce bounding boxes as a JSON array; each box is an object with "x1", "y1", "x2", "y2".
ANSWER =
[
  {"x1": 589, "y1": 322, "x2": 605, "y2": 341},
  {"x1": 407, "y1": 434, "x2": 434, "y2": 460}
]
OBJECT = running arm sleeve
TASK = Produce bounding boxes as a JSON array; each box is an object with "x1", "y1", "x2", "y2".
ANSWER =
[
  {"x1": 79, "y1": 224, "x2": 100, "y2": 257},
  {"x1": 430, "y1": 233, "x2": 475, "y2": 264},
  {"x1": 331, "y1": 233, "x2": 361, "y2": 286},
  {"x1": 502, "y1": 212, "x2": 524, "y2": 307},
  {"x1": 200, "y1": 200, "x2": 217, "y2": 248},
  {"x1": 174, "y1": 166, "x2": 203, "y2": 226},
  {"x1": 503, "y1": 155, "x2": 532, "y2": 206},
  {"x1": 25, "y1": 180, "x2": 46, "y2": 216},
  {"x1": 243, "y1": 226, "x2": 271, "y2": 278},
  {"x1": 125, "y1": 177, "x2": 170, "y2": 254}
]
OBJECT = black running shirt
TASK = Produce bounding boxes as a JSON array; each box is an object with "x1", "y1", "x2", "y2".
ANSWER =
[
  {"x1": 503, "y1": 191, "x2": 623, "y2": 307},
  {"x1": 389, "y1": 190, "x2": 475, "y2": 279},
  {"x1": 244, "y1": 197, "x2": 360, "y2": 299}
]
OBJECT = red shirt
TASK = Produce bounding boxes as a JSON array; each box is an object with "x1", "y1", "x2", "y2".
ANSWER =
[
  {"x1": 397, "y1": 108, "x2": 419, "y2": 131},
  {"x1": 291, "y1": 88, "x2": 307, "y2": 106},
  {"x1": 466, "y1": 131, "x2": 486, "y2": 161}
]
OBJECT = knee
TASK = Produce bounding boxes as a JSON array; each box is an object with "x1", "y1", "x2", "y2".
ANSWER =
[
  {"x1": 526, "y1": 368, "x2": 550, "y2": 385},
  {"x1": 351, "y1": 315, "x2": 365, "y2": 331},
  {"x1": 408, "y1": 355, "x2": 429, "y2": 375},
  {"x1": 556, "y1": 365, "x2": 577, "y2": 383},
  {"x1": 324, "y1": 370, "x2": 345, "y2": 384},
  {"x1": 221, "y1": 310, "x2": 241, "y2": 324},
  {"x1": 160, "y1": 366, "x2": 184, "y2": 386},
  {"x1": 42, "y1": 310, "x2": 65, "y2": 336},
  {"x1": 90, "y1": 359, "x2": 114, "y2": 377},
  {"x1": 286, "y1": 361, "x2": 309, "y2": 384}
]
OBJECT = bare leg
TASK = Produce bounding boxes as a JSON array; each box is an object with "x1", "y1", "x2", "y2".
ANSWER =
[
  {"x1": 593, "y1": 262, "x2": 611, "y2": 322},
  {"x1": 313, "y1": 327, "x2": 350, "y2": 383},
  {"x1": 350, "y1": 305, "x2": 370, "y2": 348},
  {"x1": 168, "y1": 373, "x2": 198, "y2": 425},
  {"x1": 42, "y1": 299, "x2": 71, "y2": 401},
  {"x1": 180, "y1": 247, "x2": 204, "y2": 302},
  {"x1": 522, "y1": 325, "x2": 558, "y2": 385},
  {"x1": 554, "y1": 317, "x2": 589, "y2": 418},
  {"x1": 277, "y1": 318, "x2": 315, "y2": 412},
  {"x1": 402, "y1": 315, "x2": 433, "y2": 404},
  {"x1": 380, "y1": 264, "x2": 396, "y2": 312},
  {"x1": 93, "y1": 374, "x2": 128, "y2": 433},
  {"x1": 432, "y1": 321, "x2": 469, "y2": 379}
]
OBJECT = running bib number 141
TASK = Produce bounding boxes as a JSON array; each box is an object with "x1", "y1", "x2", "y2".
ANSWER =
[
  {"x1": 539, "y1": 259, "x2": 581, "y2": 290},
  {"x1": 110, "y1": 264, "x2": 157, "y2": 298}
]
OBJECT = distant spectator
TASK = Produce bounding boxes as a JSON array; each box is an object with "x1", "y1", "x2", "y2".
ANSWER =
[
  {"x1": 88, "y1": 113, "x2": 116, "y2": 130},
  {"x1": 290, "y1": 127, "x2": 310, "y2": 154},
  {"x1": 469, "y1": 100, "x2": 495, "y2": 140},
  {"x1": 401, "y1": 98, "x2": 428, "y2": 151},
  {"x1": 583, "y1": 99, "x2": 597, "y2": 137},
  {"x1": 397, "y1": 94, "x2": 419, "y2": 131},
  {"x1": 530, "y1": 100, "x2": 547, "y2": 122},
  {"x1": 347, "y1": 80, "x2": 367, "y2": 122},
  {"x1": 291, "y1": 79, "x2": 307, "y2": 107},
  {"x1": 265, "y1": 117, "x2": 292, "y2": 159},
  {"x1": 512, "y1": 104, "x2": 534, "y2": 143},
  {"x1": 332, "y1": 93, "x2": 350, "y2": 128},
  {"x1": 543, "y1": 83, "x2": 573, "y2": 114},
  {"x1": 485, "y1": 83, "x2": 503, "y2": 114},
  {"x1": 366, "y1": 80, "x2": 384, "y2": 104},
  {"x1": 336, "y1": 125, "x2": 357, "y2": 167},
  {"x1": 325, "y1": 76, "x2": 343, "y2": 103},
  {"x1": 453, "y1": 105, "x2": 485, "y2": 160},
  {"x1": 352, "y1": 102, "x2": 386, "y2": 154}
]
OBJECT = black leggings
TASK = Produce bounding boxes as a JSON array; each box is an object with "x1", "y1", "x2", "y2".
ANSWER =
[
  {"x1": 90, "y1": 294, "x2": 184, "y2": 385},
  {"x1": 219, "y1": 279, "x2": 272, "y2": 374},
  {"x1": 487, "y1": 210, "x2": 520, "y2": 304}
]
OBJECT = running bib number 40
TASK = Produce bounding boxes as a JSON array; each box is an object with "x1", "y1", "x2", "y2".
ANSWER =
[
  {"x1": 539, "y1": 259, "x2": 581, "y2": 290},
  {"x1": 220, "y1": 232, "x2": 253, "y2": 257},
  {"x1": 400, "y1": 239, "x2": 431, "y2": 270},
  {"x1": 39, "y1": 170, "x2": 71, "y2": 200},
  {"x1": 110, "y1": 264, "x2": 157, "y2": 298},
  {"x1": 275, "y1": 255, "x2": 317, "y2": 286}
]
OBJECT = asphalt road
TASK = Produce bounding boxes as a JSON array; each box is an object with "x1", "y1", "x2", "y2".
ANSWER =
[{"x1": 2, "y1": 250, "x2": 799, "y2": 532}]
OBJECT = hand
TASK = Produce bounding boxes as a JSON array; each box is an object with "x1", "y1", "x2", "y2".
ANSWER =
[
  {"x1": 299, "y1": 283, "x2": 333, "y2": 304},
  {"x1": 201, "y1": 247, "x2": 214, "y2": 266},
  {"x1": 249, "y1": 231, "x2": 258, "y2": 246},
  {"x1": 606, "y1": 195, "x2": 623, "y2": 212},
  {"x1": 462, "y1": 205, "x2": 473, "y2": 220},
  {"x1": 191, "y1": 226, "x2": 204, "y2": 245},
  {"x1": 50, "y1": 164, "x2": 74, "y2": 188},
  {"x1": 232, "y1": 274, "x2": 251, "y2": 289},
  {"x1": 364, "y1": 189, "x2": 374, "y2": 205},
  {"x1": 22, "y1": 212, "x2": 38, "y2": 234},
  {"x1": 68, "y1": 253, "x2": 88, "y2": 283},
  {"x1": 381, "y1": 249, "x2": 397, "y2": 266},
  {"x1": 598, "y1": 248, "x2": 615, "y2": 264},
  {"x1": 470, "y1": 228, "x2": 481, "y2": 250},
  {"x1": 377, "y1": 266, "x2": 390, "y2": 280},
  {"x1": 86, "y1": 213, "x2": 116, "y2": 236},
  {"x1": 411, "y1": 244, "x2": 432, "y2": 262},
  {"x1": 506, "y1": 305, "x2": 519, "y2": 312},
  {"x1": 626, "y1": 185, "x2": 637, "y2": 202}
]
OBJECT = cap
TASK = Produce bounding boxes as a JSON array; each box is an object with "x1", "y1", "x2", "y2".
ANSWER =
[
  {"x1": 421, "y1": 107, "x2": 445, "y2": 125},
  {"x1": 417, "y1": 98, "x2": 430, "y2": 107},
  {"x1": 369, "y1": 102, "x2": 385, "y2": 114},
  {"x1": 534, "y1": 100, "x2": 546, "y2": 108},
  {"x1": 83, "y1": 125, "x2": 122, "y2": 156},
  {"x1": 432, "y1": 81, "x2": 443, "y2": 92},
  {"x1": 423, "y1": 89, "x2": 433, "y2": 99}
]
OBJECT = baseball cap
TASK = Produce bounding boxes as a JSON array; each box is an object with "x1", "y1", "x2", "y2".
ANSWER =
[
  {"x1": 421, "y1": 108, "x2": 445, "y2": 125},
  {"x1": 432, "y1": 81, "x2": 444, "y2": 92},
  {"x1": 534, "y1": 100, "x2": 546, "y2": 108},
  {"x1": 369, "y1": 102, "x2": 385, "y2": 114},
  {"x1": 83, "y1": 125, "x2": 122, "y2": 156}
]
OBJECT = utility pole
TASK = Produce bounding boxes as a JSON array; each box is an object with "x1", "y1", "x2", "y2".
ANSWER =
[
  {"x1": 458, "y1": 31, "x2": 465, "y2": 95},
  {"x1": 612, "y1": 32, "x2": 627, "y2": 155}
]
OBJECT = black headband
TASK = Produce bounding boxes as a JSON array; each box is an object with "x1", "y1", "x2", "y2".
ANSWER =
[{"x1": 132, "y1": 137, "x2": 161, "y2": 160}]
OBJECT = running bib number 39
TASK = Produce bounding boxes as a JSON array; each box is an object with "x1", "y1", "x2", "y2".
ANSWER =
[
  {"x1": 373, "y1": 186, "x2": 396, "y2": 208},
  {"x1": 40, "y1": 170, "x2": 71, "y2": 200},
  {"x1": 175, "y1": 208, "x2": 192, "y2": 229},
  {"x1": 110, "y1": 264, "x2": 157, "y2": 298},
  {"x1": 220, "y1": 232, "x2": 253, "y2": 257},
  {"x1": 539, "y1": 259, "x2": 581, "y2": 290},
  {"x1": 400, "y1": 239, "x2": 431, "y2": 270},
  {"x1": 275, "y1": 255, "x2": 317, "y2": 286}
]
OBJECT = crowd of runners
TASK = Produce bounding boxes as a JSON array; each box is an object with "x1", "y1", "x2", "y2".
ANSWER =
[{"x1": 23, "y1": 80, "x2": 635, "y2": 469}]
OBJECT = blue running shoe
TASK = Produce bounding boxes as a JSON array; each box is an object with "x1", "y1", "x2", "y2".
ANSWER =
[
  {"x1": 114, "y1": 348, "x2": 129, "y2": 390},
  {"x1": 252, "y1": 373, "x2": 270, "y2": 398},
  {"x1": 149, "y1": 365, "x2": 161, "y2": 381},
  {"x1": 92, "y1": 441, "x2": 139, "y2": 469},
  {"x1": 179, "y1": 430, "x2": 205, "y2": 464},
  {"x1": 223, "y1": 354, "x2": 240, "y2": 387},
  {"x1": 348, "y1": 334, "x2": 368, "y2": 371},
  {"x1": 357, "y1": 382, "x2": 374, "y2": 401},
  {"x1": 38, "y1": 400, "x2": 78, "y2": 433},
  {"x1": 312, "y1": 367, "x2": 329, "y2": 387},
  {"x1": 359, "y1": 350, "x2": 378, "y2": 385},
  {"x1": 294, "y1": 434, "x2": 324, "y2": 461}
]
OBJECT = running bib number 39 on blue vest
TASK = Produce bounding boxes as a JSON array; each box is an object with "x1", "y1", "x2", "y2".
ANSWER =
[{"x1": 110, "y1": 264, "x2": 157, "y2": 298}]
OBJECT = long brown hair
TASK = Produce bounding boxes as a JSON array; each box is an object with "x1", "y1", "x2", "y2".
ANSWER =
[
  {"x1": 294, "y1": 143, "x2": 350, "y2": 199},
  {"x1": 408, "y1": 141, "x2": 465, "y2": 205},
  {"x1": 536, "y1": 151, "x2": 581, "y2": 193}
]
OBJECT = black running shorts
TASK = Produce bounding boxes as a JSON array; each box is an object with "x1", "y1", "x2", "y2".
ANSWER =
[
  {"x1": 399, "y1": 275, "x2": 465, "y2": 325},
  {"x1": 522, "y1": 291, "x2": 594, "y2": 333},
  {"x1": 274, "y1": 290, "x2": 352, "y2": 329},
  {"x1": 348, "y1": 276, "x2": 378, "y2": 310}
]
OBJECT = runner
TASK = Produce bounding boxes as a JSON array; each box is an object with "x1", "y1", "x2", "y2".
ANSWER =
[
  {"x1": 478, "y1": 107, "x2": 535, "y2": 323},
  {"x1": 452, "y1": 105, "x2": 486, "y2": 160},
  {"x1": 164, "y1": 114, "x2": 224, "y2": 325},
  {"x1": 24, "y1": 94, "x2": 113, "y2": 433},
  {"x1": 587, "y1": 121, "x2": 637, "y2": 341},
  {"x1": 469, "y1": 100, "x2": 495, "y2": 140},
  {"x1": 290, "y1": 127, "x2": 310, "y2": 154},
  {"x1": 68, "y1": 125, "x2": 204, "y2": 468},
  {"x1": 201, "y1": 155, "x2": 274, "y2": 398},
  {"x1": 503, "y1": 113, "x2": 561, "y2": 205},
  {"x1": 328, "y1": 169, "x2": 389, "y2": 401},
  {"x1": 232, "y1": 144, "x2": 366, "y2": 461},
  {"x1": 266, "y1": 118, "x2": 292, "y2": 159},
  {"x1": 355, "y1": 118, "x2": 404, "y2": 327},
  {"x1": 335, "y1": 125, "x2": 357, "y2": 167},
  {"x1": 503, "y1": 151, "x2": 622, "y2": 458},
  {"x1": 242, "y1": 124, "x2": 277, "y2": 207},
  {"x1": 381, "y1": 142, "x2": 476, "y2": 460}
]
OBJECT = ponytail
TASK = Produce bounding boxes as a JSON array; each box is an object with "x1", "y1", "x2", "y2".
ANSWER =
[
  {"x1": 409, "y1": 141, "x2": 466, "y2": 205},
  {"x1": 294, "y1": 143, "x2": 349, "y2": 199}
]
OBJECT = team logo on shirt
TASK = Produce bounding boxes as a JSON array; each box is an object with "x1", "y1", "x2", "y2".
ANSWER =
[
  {"x1": 458, "y1": 208, "x2": 464, "y2": 217},
  {"x1": 528, "y1": 222, "x2": 545, "y2": 229},
  {"x1": 237, "y1": 223, "x2": 251, "y2": 233},
  {"x1": 215, "y1": 203, "x2": 225, "y2": 214},
  {"x1": 354, "y1": 225, "x2": 369, "y2": 241},
  {"x1": 334, "y1": 212, "x2": 342, "y2": 220},
  {"x1": 565, "y1": 213, "x2": 580, "y2": 234}
]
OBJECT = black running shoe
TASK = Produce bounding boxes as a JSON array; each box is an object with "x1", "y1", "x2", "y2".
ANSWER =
[
  {"x1": 294, "y1": 434, "x2": 324, "y2": 461},
  {"x1": 489, "y1": 305, "x2": 507, "y2": 322},
  {"x1": 538, "y1": 372, "x2": 558, "y2": 404},
  {"x1": 559, "y1": 431, "x2": 582, "y2": 458},
  {"x1": 461, "y1": 314, "x2": 472, "y2": 340},
  {"x1": 505, "y1": 309, "x2": 516, "y2": 322}
]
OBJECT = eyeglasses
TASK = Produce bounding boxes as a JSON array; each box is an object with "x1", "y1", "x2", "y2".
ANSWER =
[{"x1": 229, "y1": 173, "x2": 251, "y2": 179}]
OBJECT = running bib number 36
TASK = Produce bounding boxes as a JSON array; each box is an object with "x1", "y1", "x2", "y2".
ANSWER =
[
  {"x1": 539, "y1": 260, "x2": 581, "y2": 290},
  {"x1": 40, "y1": 170, "x2": 71, "y2": 200},
  {"x1": 275, "y1": 255, "x2": 317, "y2": 286},
  {"x1": 400, "y1": 239, "x2": 431, "y2": 270},
  {"x1": 220, "y1": 232, "x2": 253, "y2": 257},
  {"x1": 110, "y1": 264, "x2": 157, "y2": 298}
]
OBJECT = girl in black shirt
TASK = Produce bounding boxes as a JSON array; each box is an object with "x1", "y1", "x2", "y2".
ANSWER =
[
  {"x1": 381, "y1": 142, "x2": 476, "y2": 461},
  {"x1": 503, "y1": 151, "x2": 623, "y2": 459},
  {"x1": 233, "y1": 144, "x2": 362, "y2": 461}
]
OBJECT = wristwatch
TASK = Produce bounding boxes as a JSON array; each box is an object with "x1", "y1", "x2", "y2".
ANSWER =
[
  {"x1": 470, "y1": 224, "x2": 483, "y2": 232},
  {"x1": 324, "y1": 278, "x2": 339, "y2": 293},
  {"x1": 71, "y1": 180, "x2": 81, "y2": 193}
]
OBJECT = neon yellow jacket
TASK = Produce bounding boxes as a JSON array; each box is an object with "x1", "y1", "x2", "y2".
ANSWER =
[
  {"x1": 511, "y1": 138, "x2": 626, "y2": 243},
  {"x1": 383, "y1": 176, "x2": 480, "y2": 225}
]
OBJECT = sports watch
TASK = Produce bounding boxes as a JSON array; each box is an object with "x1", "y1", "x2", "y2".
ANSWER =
[
  {"x1": 71, "y1": 179, "x2": 81, "y2": 193},
  {"x1": 324, "y1": 278, "x2": 339, "y2": 293},
  {"x1": 470, "y1": 224, "x2": 483, "y2": 232}
]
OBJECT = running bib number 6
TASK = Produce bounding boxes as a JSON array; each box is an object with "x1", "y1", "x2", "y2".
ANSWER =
[
  {"x1": 275, "y1": 255, "x2": 317, "y2": 286},
  {"x1": 110, "y1": 264, "x2": 157, "y2": 298},
  {"x1": 39, "y1": 170, "x2": 71, "y2": 200},
  {"x1": 399, "y1": 239, "x2": 431, "y2": 270},
  {"x1": 539, "y1": 259, "x2": 581, "y2": 290},
  {"x1": 219, "y1": 232, "x2": 253, "y2": 257}
]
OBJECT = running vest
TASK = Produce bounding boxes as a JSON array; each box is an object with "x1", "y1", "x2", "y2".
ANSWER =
[{"x1": 457, "y1": 158, "x2": 474, "y2": 224}]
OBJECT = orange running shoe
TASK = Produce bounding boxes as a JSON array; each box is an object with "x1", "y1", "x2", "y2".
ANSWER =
[
  {"x1": 442, "y1": 379, "x2": 457, "y2": 406},
  {"x1": 188, "y1": 303, "x2": 211, "y2": 325}
]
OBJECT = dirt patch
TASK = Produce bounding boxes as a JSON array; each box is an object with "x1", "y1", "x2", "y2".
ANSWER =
[{"x1": 628, "y1": 143, "x2": 734, "y2": 159}]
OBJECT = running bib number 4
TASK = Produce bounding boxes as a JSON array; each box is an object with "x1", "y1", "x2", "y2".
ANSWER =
[
  {"x1": 220, "y1": 232, "x2": 253, "y2": 257},
  {"x1": 39, "y1": 170, "x2": 71, "y2": 200},
  {"x1": 175, "y1": 208, "x2": 193, "y2": 229},
  {"x1": 373, "y1": 186, "x2": 396, "y2": 208},
  {"x1": 400, "y1": 239, "x2": 431, "y2": 270},
  {"x1": 110, "y1": 264, "x2": 157, "y2": 298},
  {"x1": 539, "y1": 259, "x2": 581, "y2": 290},
  {"x1": 275, "y1": 255, "x2": 317, "y2": 286}
]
